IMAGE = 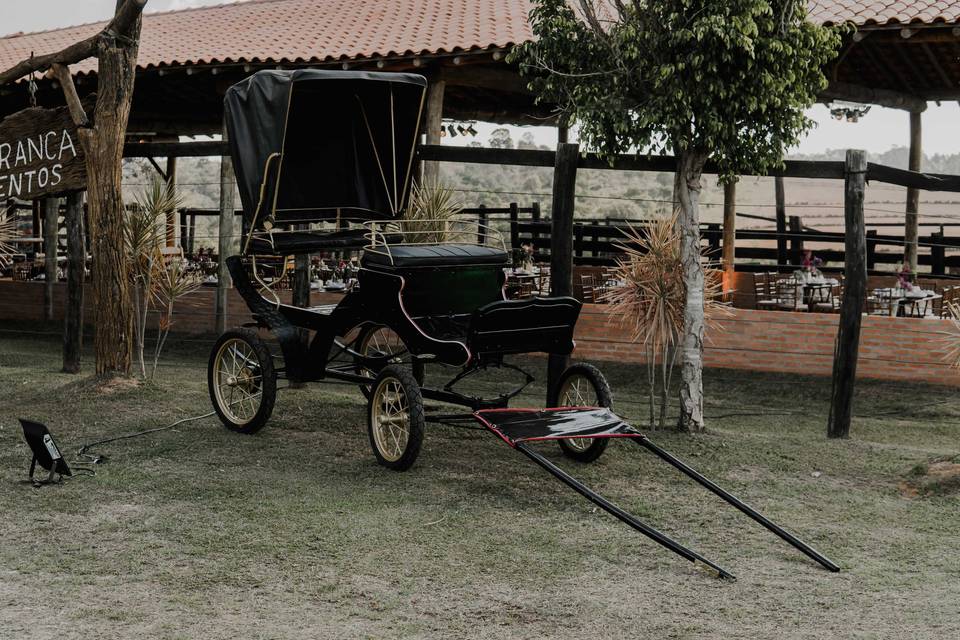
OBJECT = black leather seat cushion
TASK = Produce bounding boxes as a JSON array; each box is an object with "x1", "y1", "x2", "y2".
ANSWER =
[
  {"x1": 361, "y1": 243, "x2": 508, "y2": 268},
  {"x1": 250, "y1": 229, "x2": 401, "y2": 255}
]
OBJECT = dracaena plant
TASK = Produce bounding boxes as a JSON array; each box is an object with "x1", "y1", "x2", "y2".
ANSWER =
[
  {"x1": 602, "y1": 211, "x2": 729, "y2": 429},
  {"x1": 124, "y1": 177, "x2": 194, "y2": 379}
]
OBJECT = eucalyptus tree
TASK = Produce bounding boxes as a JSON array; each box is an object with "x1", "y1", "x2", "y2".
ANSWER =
[{"x1": 511, "y1": 0, "x2": 840, "y2": 430}]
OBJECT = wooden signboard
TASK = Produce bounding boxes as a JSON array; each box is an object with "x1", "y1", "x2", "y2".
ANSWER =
[{"x1": 0, "y1": 98, "x2": 92, "y2": 200}]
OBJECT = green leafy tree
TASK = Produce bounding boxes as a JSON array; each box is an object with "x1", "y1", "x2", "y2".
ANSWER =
[{"x1": 511, "y1": 0, "x2": 840, "y2": 431}]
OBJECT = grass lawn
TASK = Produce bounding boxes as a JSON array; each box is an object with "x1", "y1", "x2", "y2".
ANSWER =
[{"x1": 1, "y1": 329, "x2": 958, "y2": 639}]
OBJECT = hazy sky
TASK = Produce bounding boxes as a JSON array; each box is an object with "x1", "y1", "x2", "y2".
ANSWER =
[{"x1": 4, "y1": 0, "x2": 958, "y2": 156}]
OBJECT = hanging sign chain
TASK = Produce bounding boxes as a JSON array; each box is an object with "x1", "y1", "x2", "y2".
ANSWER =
[{"x1": 27, "y1": 52, "x2": 38, "y2": 107}]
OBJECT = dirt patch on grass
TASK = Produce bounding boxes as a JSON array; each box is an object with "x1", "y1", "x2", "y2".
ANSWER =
[{"x1": 900, "y1": 456, "x2": 960, "y2": 498}]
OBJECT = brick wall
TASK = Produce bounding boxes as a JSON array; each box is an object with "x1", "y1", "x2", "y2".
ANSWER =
[
  {"x1": 574, "y1": 304, "x2": 960, "y2": 386},
  {"x1": 4, "y1": 281, "x2": 958, "y2": 386},
  {"x1": 0, "y1": 281, "x2": 342, "y2": 335}
]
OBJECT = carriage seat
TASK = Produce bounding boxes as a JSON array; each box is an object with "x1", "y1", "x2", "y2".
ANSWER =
[
  {"x1": 361, "y1": 243, "x2": 508, "y2": 268},
  {"x1": 250, "y1": 229, "x2": 401, "y2": 255}
]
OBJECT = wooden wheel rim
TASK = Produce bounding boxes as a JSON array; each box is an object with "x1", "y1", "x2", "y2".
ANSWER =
[
  {"x1": 558, "y1": 374, "x2": 597, "y2": 451},
  {"x1": 371, "y1": 377, "x2": 410, "y2": 462},
  {"x1": 212, "y1": 338, "x2": 264, "y2": 425}
]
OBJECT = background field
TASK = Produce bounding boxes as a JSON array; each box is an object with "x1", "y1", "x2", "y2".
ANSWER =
[{"x1": 1, "y1": 330, "x2": 958, "y2": 639}]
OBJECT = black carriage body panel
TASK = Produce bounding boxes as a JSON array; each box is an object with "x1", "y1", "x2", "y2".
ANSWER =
[{"x1": 468, "y1": 296, "x2": 580, "y2": 358}]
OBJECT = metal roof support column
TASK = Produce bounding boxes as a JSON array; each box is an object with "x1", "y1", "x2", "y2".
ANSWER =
[
  {"x1": 216, "y1": 119, "x2": 236, "y2": 334},
  {"x1": 905, "y1": 110, "x2": 922, "y2": 272},
  {"x1": 423, "y1": 79, "x2": 445, "y2": 185}
]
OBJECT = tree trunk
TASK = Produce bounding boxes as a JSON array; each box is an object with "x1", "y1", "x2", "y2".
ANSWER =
[
  {"x1": 675, "y1": 149, "x2": 709, "y2": 432},
  {"x1": 81, "y1": 15, "x2": 142, "y2": 376},
  {"x1": 62, "y1": 192, "x2": 86, "y2": 373}
]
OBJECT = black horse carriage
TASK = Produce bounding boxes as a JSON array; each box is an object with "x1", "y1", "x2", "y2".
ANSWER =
[{"x1": 208, "y1": 70, "x2": 838, "y2": 579}]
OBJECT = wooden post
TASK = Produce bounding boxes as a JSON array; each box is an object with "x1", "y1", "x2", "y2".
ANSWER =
[
  {"x1": 530, "y1": 201, "x2": 541, "y2": 246},
  {"x1": 828, "y1": 150, "x2": 868, "y2": 439},
  {"x1": 476, "y1": 204, "x2": 487, "y2": 245},
  {"x1": 789, "y1": 215, "x2": 803, "y2": 258},
  {"x1": 509, "y1": 202, "x2": 519, "y2": 248},
  {"x1": 558, "y1": 124, "x2": 569, "y2": 145},
  {"x1": 721, "y1": 181, "x2": 736, "y2": 291},
  {"x1": 62, "y1": 192, "x2": 85, "y2": 373},
  {"x1": 866, "y1": 229, "x2": 878, "y2": 270},
  {"x1": 165, "y1": 155, "x2": 178, "y2": 247},
  {"x1": 775, "y1": 176, "x2": 787, "y2": 268},
  {"x1": 904, "y1": 111, "x2": 921, "y2": 272},
  {"x1": 931, "y1": 229, "x2": 945, "y2": 276},
  {"x1": 547, "y1": 143, "x2": 579, "y2": 399},
  {"x1": 423, "y1": 79, "x2": 445, "y2": 185},
  {"x1": 216, "y1": 122, "x2": 236, "y2": 334},
  {"x1": 42, "y1": 197, "x2": 59, "y2": 322}
]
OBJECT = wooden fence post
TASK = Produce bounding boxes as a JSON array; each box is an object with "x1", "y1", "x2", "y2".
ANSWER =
[
  {"x1": 828, "y1": 150, "x2": 868, "y2": 439},
  {"x1": 216, "y1": 123, "x2": 236, "y2": 335},
  {"x1": 904, "y1": 111, "x2": 921, "y2": 272},
  {"x1": 547, "y1": 142, "x2": 579, "y2": 400},
  {"x1": 789, "y1": 215, "x2": 803, "y2": 260},
  {"x1": 530, "y1": 201, "x2": 541, "y2": 247},
  {"x1": 476, "y1": 204, "x2": 487, "y2": 245},
  {"x1": 775, "y1": 176, "x2": 787, "y2": 268},
  {"x1": 721, "y1": 181, "x2": 736, "y2": 290},
  {"x1": 866, "y1": 230, "x2": 877, "y2": 270},
  {"x1": 931, "y1": 228, "x2": 945, "y2": 276},
  {"x1": 62, "y1": 192, "x2": 85, "y2": 373},
  {"x1": 509, "y1": 202, "x2": 519, "y2": 248},
  {"x1": 42, "y1": 197, "x2": 60, "y2": 322}
]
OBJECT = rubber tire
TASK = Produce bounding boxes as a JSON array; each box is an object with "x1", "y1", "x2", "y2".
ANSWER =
[
  {"x1": 355, "y1": 324, "x2": 425, "y2": 399},
  {"x1": 548, "y1": 362, "x2": 613, "y2": 463},
  {"x1": 366, "y1": 364, "x2": 425, "y2": 471},
  {"x1": 208, "y1": 328, "x2": 277, "y2": 434}
]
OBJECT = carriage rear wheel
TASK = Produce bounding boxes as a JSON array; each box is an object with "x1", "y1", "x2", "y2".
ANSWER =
[
  {"x1": 366, "y1": 364, "x2": 425, "y2": 471},
  {"x1": 549, "y1": 363, "x2": 613, "y2": 463},
  {"x1": 208, "y1": 328, "x2": 277, "y2": 434},
  {"x1": 355, "y1": 325, "x2": 425, "y2": 398}
]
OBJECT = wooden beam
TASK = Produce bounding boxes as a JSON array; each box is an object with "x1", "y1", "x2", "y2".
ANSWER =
[
  {"x1": 62, "y1": 192, "x2": 85, "y2": 374},
  {"x1": 905, "y1": 111, "x2": 921, "y2": 271},
  {"x1": 828, "y1": 150, "x2": 868, "y2": 440},
  {"x1": 416, "y1": 145, "x2": 847, "y2": 179},
  {"x1": 820, "y1": 80, "x2": 927, "y2": 113},
  {"x1": 547, "y1": 142, "x2": 579, "y2": 401},
  {"x1": 124, "y1": 140, "x2": 228, "y2": 157},
  {"x1": 49, "y1": 63, "x2": 89, "y2": 128}
]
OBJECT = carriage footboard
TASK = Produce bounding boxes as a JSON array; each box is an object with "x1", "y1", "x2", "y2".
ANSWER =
[{"x1": 467, "y1": 296, "x2": 581, "y2": 357}]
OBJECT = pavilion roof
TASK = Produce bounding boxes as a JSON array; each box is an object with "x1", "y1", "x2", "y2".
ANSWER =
[{"x1": 0, "y1": 0, "x2": 535, "y2": 77}]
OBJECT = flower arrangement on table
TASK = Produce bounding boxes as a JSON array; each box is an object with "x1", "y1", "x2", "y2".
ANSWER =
[{"x1": 897, "y1": 263, "x2": 916, "y2": 291}]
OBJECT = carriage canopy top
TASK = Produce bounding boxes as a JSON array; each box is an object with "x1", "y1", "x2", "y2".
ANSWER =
[{"x1": 224, "y1": 70, "x2": 427, "y2": 229}]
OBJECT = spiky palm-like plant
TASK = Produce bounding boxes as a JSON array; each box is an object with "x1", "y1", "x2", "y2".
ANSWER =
[
  {"x1": 0, "y1": 208, "x2": 18, "y2": 271},
  {"x1": 602, "y1": 212, "x2": 728, "y2": 429},
  {"x1": 124, "y1": 178, "x2": 185, "y2": 379}
]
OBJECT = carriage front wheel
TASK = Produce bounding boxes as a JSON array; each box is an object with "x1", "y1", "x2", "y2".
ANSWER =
[
  {"x1": 208, "y1": 328, "x2": 277, "y2": 434},
  {"x1": 366, "y1": 364, "x2": 425, "y2": 471},
  {"x1": 548, "y1": 363, "x2": 613, "y2": 463}
]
